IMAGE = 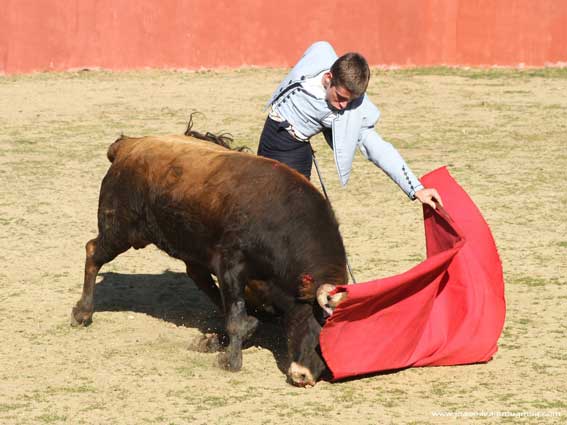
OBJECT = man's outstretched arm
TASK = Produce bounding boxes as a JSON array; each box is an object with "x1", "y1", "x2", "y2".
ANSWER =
[{"x1": 358, "y1": 129, "x2": 444, "y2": 208}]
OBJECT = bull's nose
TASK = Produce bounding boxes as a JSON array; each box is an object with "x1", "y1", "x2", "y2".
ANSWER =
[{"x1": 288, "y1": 362, "x2": 316, "y2": 387}]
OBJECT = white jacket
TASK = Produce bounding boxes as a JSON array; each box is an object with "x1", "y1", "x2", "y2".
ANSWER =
[{"x1": 266, "y1": 41, "x2": 424, "y2": 199}]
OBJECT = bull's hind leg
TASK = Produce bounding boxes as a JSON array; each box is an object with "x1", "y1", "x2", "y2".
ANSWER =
[
  {"x1": 71, "y1": 236, "x2": 130, "y2": 326},
  {"x1": 215, "y1": 250, "x2": 259, "y2": 371}
]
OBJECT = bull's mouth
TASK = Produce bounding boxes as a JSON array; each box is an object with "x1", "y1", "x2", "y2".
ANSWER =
[{"x1": 288, "y1": 362, "x2": 316, "y2": 387}]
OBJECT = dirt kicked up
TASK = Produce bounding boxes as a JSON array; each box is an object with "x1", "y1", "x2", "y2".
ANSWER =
[{"x1": 0, "y1": 67, "x2": 566, "y2": 424}]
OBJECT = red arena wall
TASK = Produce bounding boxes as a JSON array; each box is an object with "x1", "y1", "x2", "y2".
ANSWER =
[{"x1": 1, "y1": 0, "x2": 566, "y2": 74}]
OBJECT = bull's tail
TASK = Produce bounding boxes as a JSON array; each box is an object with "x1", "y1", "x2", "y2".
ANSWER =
[
  {"x1": 184, "y1": 112, "x2": 248, "y2": 152},
  {"x1": 107, "y1": 135, "x2": 129, "y2": 163}
]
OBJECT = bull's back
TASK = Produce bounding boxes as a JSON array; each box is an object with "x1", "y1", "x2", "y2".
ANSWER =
[
  {"x1": 108, "y1": 135, "x2": 239, "y2": 197},
  {"x1": 104, "y1": 134, "x2": 245, "y2": 226},
  {"x1": 100, "y1": 134, "x2": 343, "y2": 278},
  {"x1": 107, "y1": 134, "x2": 319, "y2": 217}
]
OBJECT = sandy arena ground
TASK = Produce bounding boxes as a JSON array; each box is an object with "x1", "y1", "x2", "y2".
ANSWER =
[{"x1": 0, "y1": 67, "x2": 566, "y2": 424}]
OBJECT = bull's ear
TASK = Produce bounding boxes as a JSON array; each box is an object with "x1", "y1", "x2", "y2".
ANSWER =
[{"x1": 316, "y1": 284, "x2": 348, "y2": 317}]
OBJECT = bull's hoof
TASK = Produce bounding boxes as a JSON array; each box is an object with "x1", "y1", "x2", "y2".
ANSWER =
[
  {"x1": 70, "y1": 306, "x2": 93, "y2": 327},
  {"x1": 218, "y1": 351, "x2": 242, "y2": 371},
  {"x1": 188, "y1": 333, "x2": 224, "y2": 353}
]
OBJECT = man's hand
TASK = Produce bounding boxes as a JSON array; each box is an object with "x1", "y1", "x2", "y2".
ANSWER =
[{"x1": 415, "y1": 188, "x2": 443, "y2": 209}]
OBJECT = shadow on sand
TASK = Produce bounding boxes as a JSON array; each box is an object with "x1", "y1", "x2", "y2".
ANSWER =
[{"x1": 93, "y1": 270, "x2": 289, "y2": 374}]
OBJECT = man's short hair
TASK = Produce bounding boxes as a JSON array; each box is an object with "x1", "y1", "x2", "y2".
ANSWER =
[{"x1": 330, "y1": 52, "x2": 370, "y2": 98}]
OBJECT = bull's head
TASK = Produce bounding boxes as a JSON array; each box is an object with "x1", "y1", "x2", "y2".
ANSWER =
[{"x1": 286, "y1": 282, "x2": 347, "y2": 387}]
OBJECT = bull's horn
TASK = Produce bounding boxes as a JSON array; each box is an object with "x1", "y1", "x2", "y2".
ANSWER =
[{"x1": 316, "y1": 284, "x2": 348, "y2": 317}]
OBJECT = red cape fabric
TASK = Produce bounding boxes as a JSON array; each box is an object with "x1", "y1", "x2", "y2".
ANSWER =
[{"x1": 320, "y1": 167, "x2": 506, "y2": 380}]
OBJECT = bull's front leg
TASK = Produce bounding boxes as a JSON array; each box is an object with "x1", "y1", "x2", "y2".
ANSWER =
[{"x1": 216, "y1": 251, "x2": 258, "y2": 371}]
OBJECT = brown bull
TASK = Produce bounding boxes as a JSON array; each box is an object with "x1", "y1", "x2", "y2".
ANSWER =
[{"x1": 71, "y1": 133, "x2": 348, "y2": 386}]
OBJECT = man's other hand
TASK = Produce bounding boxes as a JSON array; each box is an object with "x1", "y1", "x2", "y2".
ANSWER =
[{"x1": 415, "y1": 188, "x2": 443, "y2": 209}]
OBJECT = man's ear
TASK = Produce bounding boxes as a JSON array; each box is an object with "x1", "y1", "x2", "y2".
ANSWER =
[{"x1": 323, "y1": 71, "x2": 333, "y2": 88}]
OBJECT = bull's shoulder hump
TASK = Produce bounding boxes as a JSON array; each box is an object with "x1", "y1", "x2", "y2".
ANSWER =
[
  {"x1": 111, "y1": 135, "x2": 225, "y2": 160},
  {"x1": 140, "y1": 135, "x2": 232, "y2": 154},
  {"x1": 107, "y1": 135, "x2": 144, "y2": 162},
  {"x1": 108, "y1": 135, "x2": 264, "y2": 171}
]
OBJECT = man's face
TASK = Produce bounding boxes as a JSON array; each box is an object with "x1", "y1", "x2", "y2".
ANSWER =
[{"x1": 323, "y1": 72, "x2": 355, "y2": 111}]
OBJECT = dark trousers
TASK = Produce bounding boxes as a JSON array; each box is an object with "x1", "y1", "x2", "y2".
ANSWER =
[{"x1": 257, "y1": 117, "x2": 312, "y2": 179}]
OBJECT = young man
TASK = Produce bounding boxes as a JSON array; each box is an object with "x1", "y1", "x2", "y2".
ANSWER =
[{"x1": 257, "y1": 41, "x2": 442, "y2": 209}]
